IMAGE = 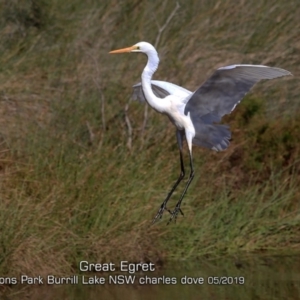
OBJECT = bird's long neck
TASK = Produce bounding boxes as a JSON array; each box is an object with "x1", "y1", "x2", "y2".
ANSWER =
[{"x1": 141, "y1": 51, "x2": 166, "y2": 113}]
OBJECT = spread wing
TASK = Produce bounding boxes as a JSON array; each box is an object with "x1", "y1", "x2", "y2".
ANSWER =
[
  {"x1": 184, "y1": 65, "x2": 292, "y2": 124},
  {"x1": 132, "y1": 80, "x2": 192, "y2": 102}
]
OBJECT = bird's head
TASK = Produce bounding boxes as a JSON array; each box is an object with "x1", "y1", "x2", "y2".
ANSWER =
[{"x1": 109, "y1": 41, "x2": 157, "y2": 55}]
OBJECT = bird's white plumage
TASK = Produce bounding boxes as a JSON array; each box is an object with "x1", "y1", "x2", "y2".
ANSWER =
[
  {"x1": 132, "y1": 60, "x2": 291, "y2": 151},
  {"x1": 219, "y1": 64, "x2": 270, "y2": 70}
]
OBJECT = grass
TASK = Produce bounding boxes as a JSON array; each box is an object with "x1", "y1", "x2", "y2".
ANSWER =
[{"x1": 0, "y1": 0, "x2": 299, "y2": 282}]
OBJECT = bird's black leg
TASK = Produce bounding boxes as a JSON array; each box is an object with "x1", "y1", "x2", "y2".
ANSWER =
[
  {"x1": 152, "y1": 130, "x2": 185, "y2": 224},
  {"x1": 168, "y1": 149, "x2": 194, "y2": 224}
]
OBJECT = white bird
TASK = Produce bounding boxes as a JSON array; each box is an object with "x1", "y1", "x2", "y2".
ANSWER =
[{"x1": 109, "y1": 41, "x2": 292, "y2": 224}]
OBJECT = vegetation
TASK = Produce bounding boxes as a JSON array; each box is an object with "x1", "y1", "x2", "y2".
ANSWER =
[{"x1": 0, "y1": 0, "x2": 299, "y2": 281}]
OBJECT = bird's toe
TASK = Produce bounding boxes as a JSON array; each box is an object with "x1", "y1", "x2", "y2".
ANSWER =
[
  {"x1": 167, "y1": 206, "x2": 184, "y2": 224},
  {"x1": 152, "y1": 204, "x2": 172, "y2": 224}
]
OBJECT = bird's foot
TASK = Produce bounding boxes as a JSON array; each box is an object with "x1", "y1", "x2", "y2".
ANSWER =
[
  {"x1": 152, "y1": 203, "x2": 172, "y2": 224},
  {"x1": 167, "y1": 206, "x2": 184, "y2": 224}
]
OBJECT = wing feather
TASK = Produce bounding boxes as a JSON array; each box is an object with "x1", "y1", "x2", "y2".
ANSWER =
[
  {"x1": 184, "y1": 65, "x2": 292, "y2": 124},
  {"x1": 132, "y1": 80, "x2": 192, "y2": 102}
]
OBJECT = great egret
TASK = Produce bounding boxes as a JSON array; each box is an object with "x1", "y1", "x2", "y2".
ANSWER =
[{"x1": 109, "y1": 41, "x2": 292, "y2": 224}]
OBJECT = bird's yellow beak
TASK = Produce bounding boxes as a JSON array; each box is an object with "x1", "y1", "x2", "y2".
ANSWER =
[{"x1": 109, "y1": 45, "x2": 137, "y2": 54}]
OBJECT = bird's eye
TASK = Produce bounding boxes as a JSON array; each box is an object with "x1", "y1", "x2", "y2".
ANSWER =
[{"x1": 136, "y1": 46, "x2": 140, "y2": 50}]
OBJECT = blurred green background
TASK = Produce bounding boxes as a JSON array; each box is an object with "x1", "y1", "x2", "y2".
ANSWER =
[{"x1": 0, "y1": 0, "x2": 299, "y2": 278}]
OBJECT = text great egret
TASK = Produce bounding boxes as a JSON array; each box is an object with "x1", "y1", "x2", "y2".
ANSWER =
[{"x1": 109, "y1": 41, "x2": 292, "y2": 224}]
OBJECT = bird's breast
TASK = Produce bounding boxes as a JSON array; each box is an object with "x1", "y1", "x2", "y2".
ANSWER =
[{"x1": 165, "y1": 109, "x2": 191, "y2": 131}]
